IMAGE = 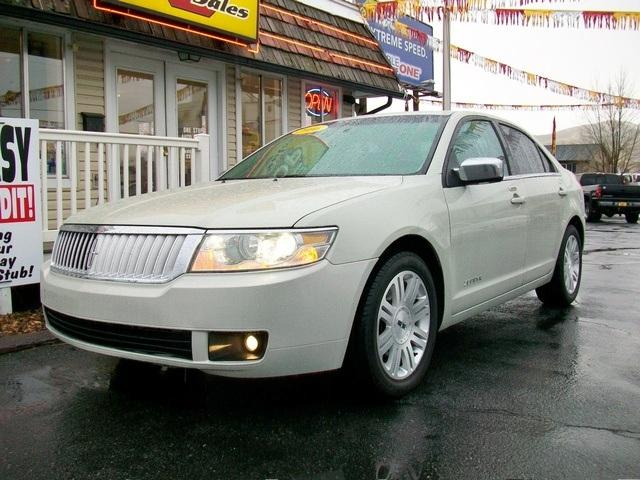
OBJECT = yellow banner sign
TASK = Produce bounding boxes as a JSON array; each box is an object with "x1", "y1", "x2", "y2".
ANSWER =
[{"x1": 104, "y1": 0, "x2": 259, "y2": 41}]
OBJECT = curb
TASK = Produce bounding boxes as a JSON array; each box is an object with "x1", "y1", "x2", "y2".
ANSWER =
[{"x1": 0, "y1": 330, "x2": 60, "y2": 355}]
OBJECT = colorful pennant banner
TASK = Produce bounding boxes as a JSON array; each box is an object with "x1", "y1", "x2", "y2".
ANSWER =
[
  {"x1": 461, "y1": 9, "x2": 640, "y2": 29},
  {"x1": 388, "y1": 29, "x2": 640, "y2": 108},
  {"x1": 360, "y1": 1, "x2": 640, "y2": 30},
  {"x1": 419, "y1": 99, "x2": 617, "y2": 111},
  {"x1": 450, "y1": 47, "x2": 640, "y2": 108},
  {"x1": 375, "y1": 0, "x2": 577, "y2": 11}
]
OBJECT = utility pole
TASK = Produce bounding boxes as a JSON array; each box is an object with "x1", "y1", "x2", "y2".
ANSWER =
[{"x1": 442, "y1": 8, "x2": 451, "y2": 110}]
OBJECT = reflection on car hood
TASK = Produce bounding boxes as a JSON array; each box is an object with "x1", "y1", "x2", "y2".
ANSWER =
[{"x1": 65, "y1": 176, "x2": 403, "y2": 228}]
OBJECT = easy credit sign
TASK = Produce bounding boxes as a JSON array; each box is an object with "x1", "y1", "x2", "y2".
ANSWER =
[
  {"x1": 103, "y1": 0, "x2": 259, "y2": 41},
  {"x1": 0, "y1": 118, "x2": 42, "y2": 287}
]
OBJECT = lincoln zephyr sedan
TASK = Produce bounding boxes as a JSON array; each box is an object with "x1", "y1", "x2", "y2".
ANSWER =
[{"x1": 42, "y1": 112, "x2": 585, "y2": 396}]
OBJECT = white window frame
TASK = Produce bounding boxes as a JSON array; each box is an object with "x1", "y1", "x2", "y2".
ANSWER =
[
  {"x1": 236, "y1": 66, "x2": 288, "y2": 162},
  {"x1": 301, "y1": 81, "x2": 342, "y2": 126},
  {"x1": 0, "y1": 19, "x2": 75, "y2": 187}
]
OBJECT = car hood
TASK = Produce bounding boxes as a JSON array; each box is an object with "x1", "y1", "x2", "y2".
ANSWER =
[{"x1": 65, "y1": 177, "x2": 403, "y2": 229}]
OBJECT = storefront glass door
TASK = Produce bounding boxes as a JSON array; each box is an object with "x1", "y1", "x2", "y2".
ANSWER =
[{"x1": 107, "y1": 50, "x2": 218, "y2": 194}]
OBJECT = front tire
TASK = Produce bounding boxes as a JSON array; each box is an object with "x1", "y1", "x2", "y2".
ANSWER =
[
  {"x1": 352, "y1": 252, "x2": 438, "y2": 397},
  {"x1": 625, "y1": 212, "x2": 639, "y2": 224},
  {"x1": 536, "y1": 225, "x2": 582, "y2": 307}
]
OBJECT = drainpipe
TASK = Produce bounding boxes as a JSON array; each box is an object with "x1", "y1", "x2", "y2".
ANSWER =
[{"x1": 365, "y1": 96, "x2": 393, "y2": 115}]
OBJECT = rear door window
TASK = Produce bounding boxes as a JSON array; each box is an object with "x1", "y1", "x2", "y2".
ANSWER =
[
  {"x1": 538, "y1": 148, "x2": 556, "y2": 173},
  {"x1": 499, "y1": 125, "x2": 546, "y2": 175}
]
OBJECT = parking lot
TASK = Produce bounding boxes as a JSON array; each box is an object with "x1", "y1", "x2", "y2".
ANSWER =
[{"x1": 1, "y1": 219, "x2": 639, "y2": 480}]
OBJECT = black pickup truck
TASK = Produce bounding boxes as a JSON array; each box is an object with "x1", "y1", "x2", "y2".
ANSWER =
[{"x1": 579, "y1": 173, "x2": 640, "y2": 223}]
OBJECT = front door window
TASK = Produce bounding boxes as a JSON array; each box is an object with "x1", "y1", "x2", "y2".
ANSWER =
[
  {"x1": 176, "y1": 79, "x2": 208, "y2": 138},
  {"x1": 117, "y1": 69, "x2": 155, "y2": 135},
  {"x1": 176, "y1": 79, "x2": 208, "y2": 184}
]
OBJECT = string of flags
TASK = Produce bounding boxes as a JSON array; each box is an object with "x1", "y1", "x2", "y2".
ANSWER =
[
  {"x1": 374, "y1": 0, "x2": 578, "y2": 12},
  {"x1": 359, "y1": 1, "x2": 640, "y2": 30},
  {"x1": 392, "y1": 32, "x2": 640, "y2": 108},
  {"x1": 447, "y1": 45, "x2": 640, "y2": 108},
  {"x1": 450, "y1": 9, "x2": 640, "y2": 29},
  {"x1": 419, "y1": 99, "x2": 617, "y2": 111}
]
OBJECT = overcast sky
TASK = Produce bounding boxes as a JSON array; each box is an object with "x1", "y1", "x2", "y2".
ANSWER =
[{"x1": 369, "y1": 0, "x2": 640, "y2": 137}]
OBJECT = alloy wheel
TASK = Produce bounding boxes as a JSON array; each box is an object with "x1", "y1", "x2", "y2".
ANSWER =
[
  {"x1": 376, "y1": 271, "x2": 430, "y2": 380},
  {"x1": 563, "y1": 235, "x2": 581, "y2": 295}
]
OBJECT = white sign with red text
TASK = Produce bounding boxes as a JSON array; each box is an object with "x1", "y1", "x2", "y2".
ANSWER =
[{"x1": 0, "y1": 118, "x2": 41, "y2": 287}]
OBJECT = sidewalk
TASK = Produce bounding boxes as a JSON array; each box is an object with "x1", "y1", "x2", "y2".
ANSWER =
[{"x1": 0, "y1": 330, "x2": 58, "y2": 354}]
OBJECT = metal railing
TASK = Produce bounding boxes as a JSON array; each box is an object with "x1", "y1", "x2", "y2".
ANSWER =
[{"x1": 40, "y1": 129, "x2": 211, "y2": 242}]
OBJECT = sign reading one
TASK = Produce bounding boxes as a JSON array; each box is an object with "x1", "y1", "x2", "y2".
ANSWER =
[
  {"x1": 0, "y1": 118, "x2": 42, "y2": 287},
  {"x1": 102, "y1": 0, "x2": 259, "y2": 41},
  {"x1": 305, "y1": 88, "x2": 336, "y2": 118},
  {"x1": 364, "y1": 14, "x2": 434, "y2": 87}
]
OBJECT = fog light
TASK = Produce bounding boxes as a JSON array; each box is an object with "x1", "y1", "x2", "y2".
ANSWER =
[
  {"x1": 208, "y1": 331, "x2": 268, "y2": 361},
  {"x1": 244, "y1": 334, "x2": 259, "y2": 352}
]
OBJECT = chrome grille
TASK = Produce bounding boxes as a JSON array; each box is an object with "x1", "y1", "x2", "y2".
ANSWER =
[{"x1": 51, "y1": 225, "x2": 204, "y2": 283}]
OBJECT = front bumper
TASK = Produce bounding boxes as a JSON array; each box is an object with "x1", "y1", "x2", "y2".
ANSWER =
[{"x1": 41, "y1": 258, "x2": 376, "y2": 377}]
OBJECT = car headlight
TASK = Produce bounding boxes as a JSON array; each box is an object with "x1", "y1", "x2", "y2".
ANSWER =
[{"x1": 190, "y1": 228, "x2": 338, "y2": 272}]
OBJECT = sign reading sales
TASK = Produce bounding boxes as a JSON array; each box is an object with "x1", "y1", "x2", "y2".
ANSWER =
[
  {"x1": 103, "y1": 0, "x2": 259, "y2": 41},
  {"x1": 0, "y1": 118, "x2": 42, "y2": 287}
]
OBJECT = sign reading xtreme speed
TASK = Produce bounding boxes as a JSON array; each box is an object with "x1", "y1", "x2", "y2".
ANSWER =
[
  {"x1": 102, "y1": 0, "x2": 259, "y2": 41},
  {"x1": 363, "y1": 14, "x2": 434, "y2": 87},
  {"x1": 0, "y1": 118, "x2": 42, "y2": 287}
]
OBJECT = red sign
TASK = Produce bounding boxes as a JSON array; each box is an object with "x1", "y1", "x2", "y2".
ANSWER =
[{"x1": 0, "y1": 185, "x2": 36, "y2": 223}]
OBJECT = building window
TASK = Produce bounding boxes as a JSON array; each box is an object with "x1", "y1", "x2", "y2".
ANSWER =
[
  {"x1": 0, "y1": 27, "x2": 67, "y2": 175},
  {"x1": 0, "y1": 29, "x2": 22, "y2": 118},
  {"x1": 303, "y1": 83, "x2": 339, "y2": 125},
  {"x1": 240, "y1": 72, "x2": 283, "y2": 157}
]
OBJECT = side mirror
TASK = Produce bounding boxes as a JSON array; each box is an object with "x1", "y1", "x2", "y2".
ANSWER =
[{"x1": 455, "y1": 157, "x2": 504, "y2": 184}]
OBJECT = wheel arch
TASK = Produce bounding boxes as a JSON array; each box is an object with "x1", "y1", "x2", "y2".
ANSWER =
[
  {"x1": 568, "y1": 215, "x2": 585, "y2": 248},
  {"x1": 355, "y1": 234, "x2": 446, "y2": 331},
  {"x1": 342, "y1": 233, "x2": 446, "y2": 372}
]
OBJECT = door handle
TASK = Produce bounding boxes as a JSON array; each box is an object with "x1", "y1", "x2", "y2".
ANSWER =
[
  {"x1": 558, "y1": 187, "x2": 568, "y2": 197},
  {"x1": 511, "y1": 194, "x2": 526, "y2": 205}
]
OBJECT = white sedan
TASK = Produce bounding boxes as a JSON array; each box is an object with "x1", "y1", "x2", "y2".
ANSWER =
[{"x1": 41, "y1": 112, "x2": 585, "y2": 397}]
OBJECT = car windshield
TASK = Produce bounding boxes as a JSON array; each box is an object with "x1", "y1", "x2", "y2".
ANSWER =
[{"x1": 220, "y1": 115, "x2": 447, "y2": 179}]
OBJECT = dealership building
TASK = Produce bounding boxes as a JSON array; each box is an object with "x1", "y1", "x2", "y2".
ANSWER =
[{"x1": 0, "y1": 0, "x2": 402, "y2": 237}]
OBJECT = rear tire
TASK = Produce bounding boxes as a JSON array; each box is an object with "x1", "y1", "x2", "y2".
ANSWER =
[
  {"x1": 351, "y1": 252, "x2": 438, "y2": 397},
  {"x1": 536, "y1": 225, "x2": 582, "y2": 307},
  {"x1": 585, "y1": 199, "x2": 601, "y2": 222},
  {"x1": 625, "y1": 212, "x2": 639, "y2": 224}
]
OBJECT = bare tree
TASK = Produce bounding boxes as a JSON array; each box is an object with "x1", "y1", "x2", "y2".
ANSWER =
[{"x1": 583, "y1": 73, "x2": 640, "y2": 173}]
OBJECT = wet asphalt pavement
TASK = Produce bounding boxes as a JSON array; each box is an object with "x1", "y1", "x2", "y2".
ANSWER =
[{"x1": 1, "y1": 219, "x2": 639, "y2": 480}]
